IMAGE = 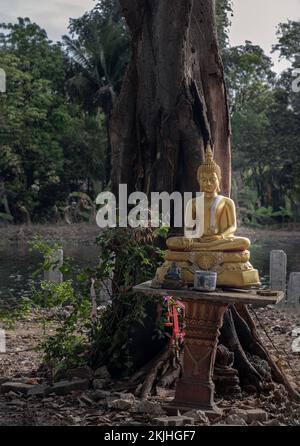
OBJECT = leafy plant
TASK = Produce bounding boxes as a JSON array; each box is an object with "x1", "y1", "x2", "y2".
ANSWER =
[{"x1": 0, "y1": 227, "x2": 168, "y2": 375}]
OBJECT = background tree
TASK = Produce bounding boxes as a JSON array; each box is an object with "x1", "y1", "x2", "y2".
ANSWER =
[
  {"x1": 0, "y1": 18, "x2": 107, "y2": 222},
  {"x1": 215, "y1": 0, "x2": 233, "y2": 52},
  {"x1": 227, "y1": 24, "x2": 300, "y2": 225},
  {"x1": 63, "y1": 6, "x2": 129, "y2": 186}
]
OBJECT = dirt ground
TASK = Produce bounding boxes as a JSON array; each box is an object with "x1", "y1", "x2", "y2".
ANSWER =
[{"x1": 0, "y1": 306, "x2": 299, "y2": 426}]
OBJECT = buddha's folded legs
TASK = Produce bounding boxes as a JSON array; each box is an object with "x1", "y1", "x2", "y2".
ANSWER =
[{"x1": 166, "y1": 236, "x2": 251, "y2": 252}]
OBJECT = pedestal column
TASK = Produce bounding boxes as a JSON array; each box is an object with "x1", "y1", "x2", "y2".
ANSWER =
[{"x1": 170, "y1": 299, "x2": 228, "y2": 415}]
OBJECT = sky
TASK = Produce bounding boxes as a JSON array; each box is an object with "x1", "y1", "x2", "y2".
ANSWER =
[
  {"x1": 0, "y1": 0, "x2": 95, "y2": 41},
  {"x1": 0, "y1": 0, "x2": 299, "y2": 73},
  {"x1": 229, "y1": 0, "x2": 300, "y2": 73}
]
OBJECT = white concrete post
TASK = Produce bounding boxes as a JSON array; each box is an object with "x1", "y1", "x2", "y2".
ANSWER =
[
  {"x1": 270, "y1": 250, "x2": 287, "y2": 307},
  {"x1": 44, "y1": 249, "x2": 63, "y2": 283},
  {"x1": 287, "y1": 272, "x2": 300, "y2": 313}
]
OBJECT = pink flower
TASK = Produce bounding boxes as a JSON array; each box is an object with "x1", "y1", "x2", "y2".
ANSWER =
[
  {"x1": 163, "y1": 295, "x2": 172, "y2": 302},
  {"x1": 179, "y1": 331, "x2": 186, "y2": 342}
]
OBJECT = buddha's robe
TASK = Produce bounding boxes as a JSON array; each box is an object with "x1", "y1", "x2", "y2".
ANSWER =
[{"x1": 167, "y1": 195, "x2": 250, "y2": 252}]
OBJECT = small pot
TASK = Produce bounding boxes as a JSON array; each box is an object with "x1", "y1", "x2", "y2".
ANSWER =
[{"x1": 194, "y1": 270, "x2": 217, "y2": 292}]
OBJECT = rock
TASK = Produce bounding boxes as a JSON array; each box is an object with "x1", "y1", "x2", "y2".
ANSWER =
[
  {"x1": 292, "y1": 337, "x2": 300, "y2": 353},
  {"x1": 1, "y1": 382, "x2": 33, "y2": 395},
  {"x1": 184, "y1": 410, "x2": 210, "y2": 424},
  {"x1": 112, "y1": 413, "x2": 131, "y2": 423},
  {"x1": 7, "y1": 399, "x2": 26, "y2": 407},
  {"x1": 53, "y1": 368, "x2": 68, "y2": 382},
  {"x1": 53, "y1": 366, "x2": 93, "y2": 382},
  {"x1": 122, "y1": 421, "x2": 144, "y2": 426},
  {"x1": 156, "y1": 387, "x2": 175, "y2": 398},
  {"x1": 78, "y1": 395, "x2": 95, "y2": 407},
  {"x1": 109, "y1": 399, "x2": 135, "y2": 411},
  {"x1": 0, "y1": 378, "x2": 9, "y2": 385},
  {"x1": 134, "y1": 400, "x2": 165, "y2": 416},
  {"x1": 292, "y1": 328, "x2": 300, "y2": 338},
  {"x1": 113, "y1": 392, "x2": 136, "y2": 402},
  {"x1": 91, "y1": 390, "x2": 111, "y2": 401},
  {"x1": 25, "y1": 378, "x2": 39, "y2": 385},
  {"x1": 263, "y1": 419, "x2": 285, "y2": 426},
  {"x1": 152, "y1": 416, "x2": 195, "y2": 426},
  {"x1": 94, "y1": 366, "x2": 110, "y2": 379},
  {"x1": 6, "y1": 391, "x2": 21, "y2": 398},
  {"x1": 245, "y1": 409, "x2": 268, "y2": 423},
  {"x1": 225, "y1": 414, "x2": 248, "y2": 426},
  {"x1": 93, "y1": 379, "x2": 109, "y2": 390},
  {"x1": 227, "y1": 408, "x2": 248, "y2": 421},
  {"x1": 48, "y1": 379, "x2": 89, "y2": 396},
  {"x1": 27, "y1": 384, "x2": 49, "y2": 397},
  {"x1": 66, "y1": 366, "x2": 93, "y2": 381}
]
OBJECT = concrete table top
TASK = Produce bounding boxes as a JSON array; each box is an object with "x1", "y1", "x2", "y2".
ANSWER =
[{"x1": 133, "y1": 281, "x2": 285, "y2": 306}]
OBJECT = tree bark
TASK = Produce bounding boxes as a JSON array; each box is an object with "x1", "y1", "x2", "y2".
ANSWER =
[{"x1": 111, "y1": 0, "x2": 231, "y2": 197}]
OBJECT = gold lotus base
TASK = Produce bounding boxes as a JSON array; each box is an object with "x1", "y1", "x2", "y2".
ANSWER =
[{"x1": 155, "y1": 250, "x2": 260, "y2": 289}]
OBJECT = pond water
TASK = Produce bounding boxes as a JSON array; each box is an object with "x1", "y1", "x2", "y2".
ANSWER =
[
  {"x1": 0, "y1": 241, "x2": 101, "y2": 307},
  {"x1": 0, "y1": 235, "x2": 300, "y2": 307}
]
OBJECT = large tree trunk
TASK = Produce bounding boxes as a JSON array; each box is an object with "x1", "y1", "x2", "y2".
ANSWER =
[{"x1": 110, "y1": 0, "x2": 231, "y2": 197}]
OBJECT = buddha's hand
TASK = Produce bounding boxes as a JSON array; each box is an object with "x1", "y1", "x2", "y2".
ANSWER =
[{"x1": 200, "y1": 234, "x2": 222, "y2": 242}]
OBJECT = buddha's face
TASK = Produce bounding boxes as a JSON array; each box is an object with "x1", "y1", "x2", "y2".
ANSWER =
[{"x1": 199, "y1": 172, "x2": 220, "y2": 194}]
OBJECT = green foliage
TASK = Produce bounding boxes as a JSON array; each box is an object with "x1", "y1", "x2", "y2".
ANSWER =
[
  {"x1": 1, "y1": 9, "x2": 300, "y2": 227},
  {"x1": 226, "y1": 37, "x2": 300, "y2": 224},
  {"x1": 91, "y1": 227, "x2": 166, "y2": 376},
  {"x1": 63, "y1": 6, "x2": 129, "y2": 187},
  {"x1": 216, "y1": 0, "x2": 233, "y2": 52},
  {"x1": 64, "y1": 14, "x2": 129, "y2": 113},
  {"x1": 0, "y1": 228, "x2": 167, "y2": 374},
  {"x1": 0, "y1": 18, "x2": 107, "y2": 223},
  {"x1": 94, "y1": 0, "x2": 122, "y2": 23},
  {"x1": 273, "y1": 20, "x2": 300, "y2": 63}
]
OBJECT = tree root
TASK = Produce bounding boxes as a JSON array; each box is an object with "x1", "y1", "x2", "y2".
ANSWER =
[
  {"x1": 235, "y1": 304, "x2": 300, "y2": 402},
  {"x1": 124, "y1": 303, "x2": 300, "y2": 403},
  {"x1": 220, "y1": 307, "x2": 264, "y2": 391},
  {"x1": 158, "y1": 364, "x2": 181, "y2": 388},
  {"x1": 126, "y1": 343, "x2": 182, "y2": 399},
  {"x1": 140, "y1": 346, "x2": 171, "y2": 400}
]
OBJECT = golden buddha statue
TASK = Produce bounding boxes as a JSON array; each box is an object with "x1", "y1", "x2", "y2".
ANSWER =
[{"x1": 155, "y1": 146, "x2": 260, "y2": 288}]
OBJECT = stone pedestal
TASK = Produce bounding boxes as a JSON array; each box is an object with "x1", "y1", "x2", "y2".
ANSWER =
[
  {"x1": 156, "y1": 250, "x2": 260, "y2": 288},
  {"x1": 169, "y1": 299, "x2": 227, "y2": 415},
  {"x1": 133, "y1": 282, "x2": 284, "y2": 416}
]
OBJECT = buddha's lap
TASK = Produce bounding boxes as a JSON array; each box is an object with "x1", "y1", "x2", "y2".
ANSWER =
[{"x1": 166, "y1": 236, "x2": 250, "y2": 251}]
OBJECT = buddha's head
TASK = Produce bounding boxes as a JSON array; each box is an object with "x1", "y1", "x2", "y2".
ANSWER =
[{"x1": 197, "y1": 145, "x2": 222, "y2": 194}]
